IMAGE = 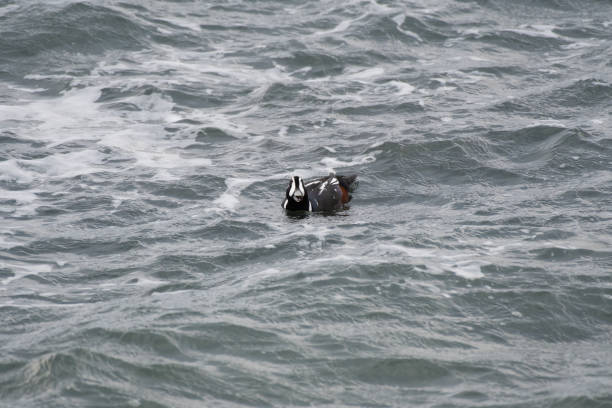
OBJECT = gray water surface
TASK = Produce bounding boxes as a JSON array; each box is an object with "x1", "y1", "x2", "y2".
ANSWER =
[{"x1": 1, "y1": 0, "x2": 612, "y2": 407}]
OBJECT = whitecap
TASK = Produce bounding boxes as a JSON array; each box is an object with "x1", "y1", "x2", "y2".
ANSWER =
[
  {"x1": 561, "y1": 42, "x2": 598, "y2": 50},
  {"x1": 320, "y1": 154, "x2": 377, "y2": 169},
  {"x1": 0, "y1": 4, "x2": 19, "y2": 17},
  {"x1": 208, "y1": 177, "x2": 259, "y2": 213},
  {"x1": 507, "y1": 24, "x2": 562, "y2": 39},
  {"x1": 468, "y1": 55, "x2": 491, "y2": 62},
  {"x1": 235, "y1": 267, "x2": 283, "y2": 289},
  {"x1": 213, "y1": 192, "x2": 240, "y2": 212},
  {"x1": 26, "y1": 150, "x2": 108, "y2": 179},
  {"x1": 6, "y1": 85, "x2": 47, "y2": 93},
  {"x1": 0, "y1": 189, "x2": 39, "y2": 204},
  {"x1": 318, "y1": 147, "x2": 336, "y2": 158},
  {"x1": 445, "y1": 260, "x2": 485, "y2": 280},
  {"x1": 377, "y1": 243, "x2": 485, "y2": 280},
  {"x1": 314, "y1": 18, "x2": 353, "y2": 36},
  {"x1": 0, "y1": 261, "x2": 54, "y2": 286},
  {"x1": 435, "y1": 86, "x2": 457, "y2": 93},
  {"x1": 388, "y1": 80, "x2": 415, "y2": 95},
  {"x1": 347, "y1": 67, "x2": 385, "y2": 81},
  {"x1": 0, "y1": 159, "x2": 35, "y2": 183},
  {"x1": 132, "y1": 150, "x2": 212, "y2": 170},
  {"x1": 392, "y1": 14, "x2": 423, "y2": 42}
]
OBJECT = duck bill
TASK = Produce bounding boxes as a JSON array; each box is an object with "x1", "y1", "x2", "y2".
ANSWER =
[{"x1": 293, "y1": 191, "x2": 304, "y2": 202}]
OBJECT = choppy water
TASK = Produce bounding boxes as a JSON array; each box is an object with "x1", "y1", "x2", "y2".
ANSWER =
[{"x1": 1, "y1": 0, "x2": 612, "y2": 406}]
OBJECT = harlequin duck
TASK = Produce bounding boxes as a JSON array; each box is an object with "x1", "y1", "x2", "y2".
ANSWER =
[{"x1": 282, "y1": 174, "x2": 358, "y2": 212}]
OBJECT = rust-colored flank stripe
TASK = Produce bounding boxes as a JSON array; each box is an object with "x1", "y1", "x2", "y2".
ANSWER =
[{"x1": 339, "y1": 185, "x2": 349, "y2": 203}]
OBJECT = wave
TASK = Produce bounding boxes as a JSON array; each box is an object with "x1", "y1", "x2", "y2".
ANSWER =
[
  {"x1": 358, "y1": 125, "x2": 608, "y2": 187},
  {"x1": 0, "y1": 3, "x2": 151, "y2": 59},
  {"x1": 491, "y1": 79, "x2": 612, "y2": 121}
]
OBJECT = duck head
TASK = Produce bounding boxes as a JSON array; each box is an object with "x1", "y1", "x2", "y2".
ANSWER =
[{"x1": 283, "y1": 176, "x2": 310, "y2": 211}]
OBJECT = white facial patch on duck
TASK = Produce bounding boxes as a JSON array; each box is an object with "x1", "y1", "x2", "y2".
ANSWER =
[{"x1": 288, "y1": 178, "x2": 296, "y2": 196}]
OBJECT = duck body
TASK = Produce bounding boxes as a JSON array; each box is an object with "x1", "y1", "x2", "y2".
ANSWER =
[{"x1": 282, "y1": 174, "x2": 358, "y2": 212}]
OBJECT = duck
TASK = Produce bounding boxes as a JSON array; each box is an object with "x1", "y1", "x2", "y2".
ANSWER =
[{"x1": 282, "y1": 173, "x2": 358, "y2": 212}]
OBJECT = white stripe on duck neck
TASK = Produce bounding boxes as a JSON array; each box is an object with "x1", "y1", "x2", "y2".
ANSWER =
[{"x1": 289, "y1": 178, "x2": 297, "y2": 196}]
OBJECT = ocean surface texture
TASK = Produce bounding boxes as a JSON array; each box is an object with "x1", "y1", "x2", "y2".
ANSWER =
[{"x1": 1, "y1": 0, "x2": 611, "y2": 407}]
